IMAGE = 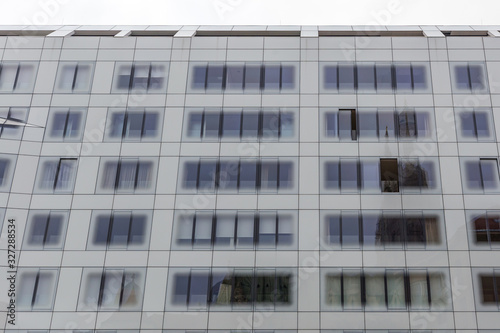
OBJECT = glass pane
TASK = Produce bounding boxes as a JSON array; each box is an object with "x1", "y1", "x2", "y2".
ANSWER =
[
  {"x1": 338, "y1": 110, "x2": 353, "y2": 140},
  {"x1": 412, "y1": 65, "x2": 427, "y2": 90},
  {"x1": 131, "y1": 64, "x2": 149, "y2": 89},
  {"x1": 343, "y1": 271, "x2": 362, "y2": 309},
  {"x1": 362, "y1": 214, "x2": 380, "y2": 247},
  {"x1": 460, "y1": 112, "x2": 476, "y2": 137},
  {"x1": 327, "y1": 215, "x2": 341, "y2": 245},
  {"x1": 244, "y1": 65, "x2": 261, "y2": 90},
  {"x1": 198, "y1": 161, "x2": 217, "y2": 190},
  {"x1": 455, "y1": 66, "x2": 470, "y2": 90},
  {"x1": 342, "y1": 214, "x2": 360, "y2": 247},
  {"x1": 117, "y1": 65, "x2": 132, "y2": 89},
  {"x1": 233, "y1": 272, "x2": 253, "y2": 304},
  {"x1": 16, "y1": 64, "x2": 35, "y2": 91},
  {"x1": 129, "y1": 215, "x2": 146, "y2": 245},
  {"x1": 340, "y1": 159, "x2": 358, "y2": 191},
  {"x1": 135, "y1": 161, "x2": 151, "y2": 190},
  {"x1": 218, "y1": 161, "x2": 238, "y2": 190},
  {"x1": 475, "y1": 111, "x2": 490, "y2": 138},
  {"x1": 109, "y1": 113, "x2": 125, "y2": 138},
  {"x1": 429, "y1": 272, "x2": 450, "y2": 309},
  {"x1": 410, "y1": 271, "x2": 429, "y2": 309},
  {"x1": 50, "y1": 113, "x2": 68, "y2": 138},
  {"x1": 325, "y1": 274, "x2": 342, "y2": 307},
  {"x1": 0, "y1": 64, "x2": 18, "y2": 91},
  {"x1": 29, "y1": 215, "x2": 48, "y2": 245},
  {"x1": 183, "y1": 162, "x2": 199, "y2": 189},
  {"x1": 239, "y1": 161, "x2": 257, "y2": 190},
  {"x1": 189, "y1": 272, "x2": 209, "y2": 306},
  {"x1": 381, "y1": 215, "x2": 403, "y2": 245},
  {"x1": 40, "y1": 161, "x2": 58, "y2": 189},
  {"x1": 45, "y1": 215, "x2": 63, "y2": 246},
  {"x1": 406, "y1": 214, "x2": 425, "y2": 244},
  {"x1": 280, "y1": 112, "x2": 294, "y2": 137},
  {"x1": 32, "y1": 271, "x2": 56, "y2": 309},
  {"x1": 59, "y1": 64, "x2": 77, "y2": 90},
  {"x1": 55, "y1": 159, "x2": 75, "y2": 190},
  {"x1": 101, "y1": 271, "x2": 122, "y2": 309},
  {"x1": 400, "y1": 160, "x2": 423, "y2": 189},
  {"x1": 93, "y1": 215, "x2": 111, "y2": 245},
  {"x1": 210, "y1": 272, "x2": 231, "y2": 305},
  {"x1": 279, "y1": 162, "x2": 293, "y2": 189},
  {"x1": 325, "y1": 113, "x2": 337, "y2": 137},
  {"x1": 258, "y1": 213, "x2": 276, "y2": 247},
  {"x1": 325, "y1": 162, "x2": 339, "y2": 189},
  {"x1": 206, "y1": 64, "x2": 224, "y2": 90},
  {"x1": 488, "y1": 214, "x2": 500, "y2": 244},
  {"x1": 375, "y1": 64, "x2": 393, "y2": 90},
  {"x1": 395, "y1": 65, "x2": 412, "y2": 90},
  {"x1": 142, "y1": 112, "x2": 158, "y2": 137},
  {"x1": 338, "y1": 64, "x2": 355, "y2": 91},
  {"x1": 65, "y1": 112, "x2": 82, "y2": 138},
  {"x1": 365, "y1": 273, "x2": 386, "y2": 310},
  {"x1": 469, "y1": 65, "x2": 485, "y2": 91},
  {"x1": 149, "y1": 64, "x2": 166, "y2": 90},
  {"x1": 264, "y1": 65, "x2": 280, "y2": 90},
  {"x1": 187, "y1": 113, "x2": 203, "y2": 137},
  {"x1": 215, "y1": 214, "x2": 235, "y2": 247},
  {"x1": 387, "y1": 270, "x2": 406, "y2": 309},
  {"x1": 109, "y1": 214, "x2": 131, "y2": 247},
  {"x1": 281, "y1": 66, "x2": 295, "y2": 90},
  {"x1": 125, "y1": 113, "x2": 144, "y2": 138},
  {"x1": 117, "y1": 161, "x2": 137, "y2": 190},
  {"x1": 192, "y1": 66, "x2": 207, "y2": 89},
  {"x1": 222, "y1": 113, "x2": 241, "y2": 137},
  {"x1": 378, "y1": 110, "x2": 396, "y2": 139},
  {"x1": 262, "y1": 112, "x2": 280, "y2": 138},
  {"x1": 256, "y1": 274, "x2": 275, "y2": 303},
  {"x1": 226, "y1": 65, "x2": 244, "y2": 90},
  {"x1": 237, "y1": 213, "x2": 254, "y2": 247},
  {"x1": 398, "y1": 111, "x2": 416, "y2": 138},
  {"x1": 173, "y1": 274, "x2": 189, "y2": 304},
  {"x1": 361, "y1": 161, "x2": 380, "y2": 191},
  {"x1": 480, "y1": 275, "x2": 496, "y2": 304},
  {"x1": 74, "y1": 64, "x2": 92, "y2": 91},
  {"x1": 358, "y1": 111, "x2": 377, "y2": 139},
  {"x1": 416, "y1": 111, "x2": 431, "y2": 138},
  {"x1": 357, "y1": 64, "x2": 375, "y2": 91},
  {"x1": 176, "y1": 217, "x2": 193, "y2": 246},
  {"x1": 194, "y1": 214, "x2": 212, "y2": 247},
  {"x1": 474, "y1": 216, "x2": 489, "y2": 243},
  {"x1": 324, "y1": 65, "x2": 338, "y2": 89},
  {"x1": 465, "y1": 160, "x2": 482, "y2": 190},
  {"x1": 277, "y1": 215, "x2": 293, "y2": 246},
  {"x1": 480, "y1": 159, "x2": 500, "y2": 190},
  {"x1": 260, "y1": 161, "x2": 278, "y2": 190},
  {"x1": 203, "y1": 113, "x2": 220, "y2": 138},
  {"x1": 241, "y1": 113, "x2": 259, "y2": 137}
]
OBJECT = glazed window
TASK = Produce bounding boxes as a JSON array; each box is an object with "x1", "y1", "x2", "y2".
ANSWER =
[
  {"x1": 45, "y1": 108, "x2": 86, "y2": 141},
  {"x1": 54, "y1": 62, "x2": 94, "y2": 93},
  {"x1": 323, "y1": 268, "x2": 451, "y2": 311},
  {"x1": 451, "y1": 62, "x2": 488, "y2": 93},
  {"x1": 113, "y1": 62, "x2": 168, "y2": 92},
  {"x1": 87, "y1": 211, "x2": 151, "y2": 250},
  {"x1": 0, "y1": 154, "x2": 16, "y2": 192},
  {"x1": 98, "y1": 158, "x2": 156, "y2": 193},
  {"x1": 35, "y1": 158, "x2": 78, "y2": 193},
  {"x1": 456, "y1": 109, "x2": 495, "y2": 141},
  {"x1": 106, "y1": 108, "x2": 162, "y2": 141},
  {"x1": 462, "y1": 158, "x2": 500, "y2": 193},
  {"x1": 78, "y1": 268, "x2": 145, "y2": 311},
  {"x1": 185, "y1": 108, "x2": 296, "y2": 141},
  {"x1": 0, "y1": 62, "x2": 37, "y2": 93},
  {"x1": 23, "y1": 211, "x2": 69, "y2": 250},
  {"x1": 173, "y1": 210, "x2": 297, "y2": 250},
  {"x1": 16, "y1": 269, "x2": 59, "y2": 311},
  {"x1": 0, "y1": 107, "x2": 30, "y2": 140}
]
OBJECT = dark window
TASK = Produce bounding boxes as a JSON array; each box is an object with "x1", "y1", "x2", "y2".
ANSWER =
[
  {"x1": 465, "y1": 158, "x2": 500, "y2": 191},
  {"x1": 183, "y1": 159, "x2": 293, "y2": 192},
  {"x1": 92, "y1": 212, "x2": 147, "y2": 249},
  {"x1": 88, "y1": 270, "x2": 142, "y2": 310},
  {"x1": 39, "y1": 158, "x2": 77, "y2": 191},
  {"x1": 380, "y1": 159, "x2": 399, "y2": 192},
  {"x1": 115, "y1": 63, "x2": 166, "y2": 91},
  {"x1": 191, "y1": 63, "x2": 295, "y2": 92},
  {"x1": 186, "y1": 110, "x2": 295, "y2": 140},
  {"x1": 26, "y1": 213, "x2": 65, "y2": 249},
  {"x1": 473, "y1": 213, "x2": 500, "y2": 246},
  {"x1": 479, "y1": 272, "x2": 500, "y2": 306},
  {"x1": 108, "y1": 110, "x2": 159, "y2": 140},
  {"x1": 400, "y1": 159, "x2": 435, "y2": 191},
  {"x1": 357, "y1": 64, "x2": 376, "y2": 91},
  {"x1": 454, "y1": 64, "x2": 486, "y2": 92},
  {"x1": 49, "y1": 110, "x2": 83, "y2": 140},
  {"x1": 460, "y1": 110, "x2": 491, "y2": 139},
  {"x1": 101, "y1": 159, "x2": 153, "y2": 191}
]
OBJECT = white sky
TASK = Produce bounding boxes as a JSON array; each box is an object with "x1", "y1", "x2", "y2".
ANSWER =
[{"x1": 1, "y1": 0, "x2": 500, "y2": 27}]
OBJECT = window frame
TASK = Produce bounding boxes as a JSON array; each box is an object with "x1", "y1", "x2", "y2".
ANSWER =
[
  {"x1": 16, "y1": 268, "x2": 59, "y2": 311},
  {"x1": 96, "y1": 157, "x2": 158, "y2": 194},
  {"x1": 0, "y1": 61, "x2": 38, "y2": 93},
  {"x1": 105, "y1": 108, "x2": 163, "y2": 142},
  {"x1": 455, "y1": 108, "x2": 496, "y2": 142},
  {"x1": 461, "y1": 157, "x2": 500, "y2": 193},
  {"x1": 450, "y1": 62, "x2": 489, "y2": 94},
  {"x1": 44, "y1": 108, "x2": 87, "y2": 142},
  {"x1": 112, "y1": 62, "x2": 169, "y2": 93},
  {"x1": 22, "y1": 210, "x2": 69, "y2": 250},
  {"x1": 35, "y1": 157, "x2": 79, "y2": 193},
  {"x1": 54, "y1": 61, "x2": 95, "y2": 93}
]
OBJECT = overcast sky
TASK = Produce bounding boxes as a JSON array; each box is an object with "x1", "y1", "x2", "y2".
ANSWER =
[{"x1": 2, "y1": 0, "x2": 500, "y2": 27}]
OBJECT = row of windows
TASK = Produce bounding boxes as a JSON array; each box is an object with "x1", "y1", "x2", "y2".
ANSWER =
[
  {"x1": 324, "y1": 210, "x2": 444, "y2": 250},
  {"x1": 2, "y1": 155, "x2": 499, "y2": 195},
  {"x1": 190, "y1": 62, "x2": 297, "y2": 93},
  {"x1": 0, "y1": 61, "x2": 493, "y2": 95},
  {"x1": 1, "y1": 106, "x2": 496, "y2": 144},
  {"x1": 15, "y1": 209, "x2": 500, "y2": 252},
  {"x1": 323, "y1": 269, "x2": 451, "y2": 311}
]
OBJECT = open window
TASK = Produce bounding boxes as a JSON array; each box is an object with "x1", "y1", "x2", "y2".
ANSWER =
[{"x1": 380, "y1": 159, "x2": 399, "y2": 192}]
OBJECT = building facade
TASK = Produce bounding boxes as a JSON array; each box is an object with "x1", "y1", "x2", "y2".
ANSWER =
[{"x1": 0, "y1": 25, "x2": 500, "y2": 333}]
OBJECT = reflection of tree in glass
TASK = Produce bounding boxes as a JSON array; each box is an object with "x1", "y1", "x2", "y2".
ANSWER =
[{"x1": 401, "y1": 161, "x2": 428, "y2": 188}]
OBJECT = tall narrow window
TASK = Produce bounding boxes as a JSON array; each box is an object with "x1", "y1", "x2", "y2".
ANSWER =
[
  {"x1": 380, "y1": 159, "x2": 399, "y2": 192},
  {"x1": 338, "y1": 109, "x2": 357, "y2": 140},
  {"x1": 55, "y1": 62, "x2": 94, "y2": 93}
]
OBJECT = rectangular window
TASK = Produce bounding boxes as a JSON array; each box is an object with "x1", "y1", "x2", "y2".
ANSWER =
[
  {"x1": 471, "y1": 211, "x2": 500, "y2": 248},
  {"x1": 113, "y1": 62, "x2": 168, "y2": 92},
  {"x1": 89, "y1": 211, "x2": 149, "y2": 250},
  {"x1": 106, "y1": 108, "x2": 161, "y2": 141},
  {"x1": 17, "y1": 269, "x2": 58, "y2": 311},
  {"x1": 338, "y1": 109, "x2": 357, "y2": 140},
  {"x1": 464, "y1": 158, "x2": 500, "y2": 192},
  {"x1": 323, "y1": 268, "x2": 451, "y2": 311},
  {"x1": 452, "y1": 63, "x2": 488, "y2": 93},
  {"x1": 37, "y1": 158, "x2": 78, "y2": 192},
  {"x1": 100, "y1": 158, "x2": 154, "y2": 192},
  {"x1": 23, "y1": 211, "x2": 68, "y2": 250},
  {"x1": 45, "y1": 108, "x2": 85, "y2": 141},
  {"x1": 380, "y1": 158, "x2": 399, "y2": 192},
  {"x1": 55, "y1": 62, "x2": 94, "y2": 93},
  {"x1": 399, "y1": 158, "x2": 436, "y2": 192},
  {"x1": 0, "y1": 157, "x2": 11, "y2": 190},
  {"x1": 181, "y1": 159, "x2": 294, "y2": 193},
  {"x1": 78, "y1": 268, "x2": 145, "y2": 311},
  {"x1": 457, "y1": 109, "x2": 494, "y2": 141},
  {"x1": 0, "y1": 62, "x2": 37, "y2": 93},
  {"x1": 185, "y1": 109, "x2": 296, "y2": 141}
]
